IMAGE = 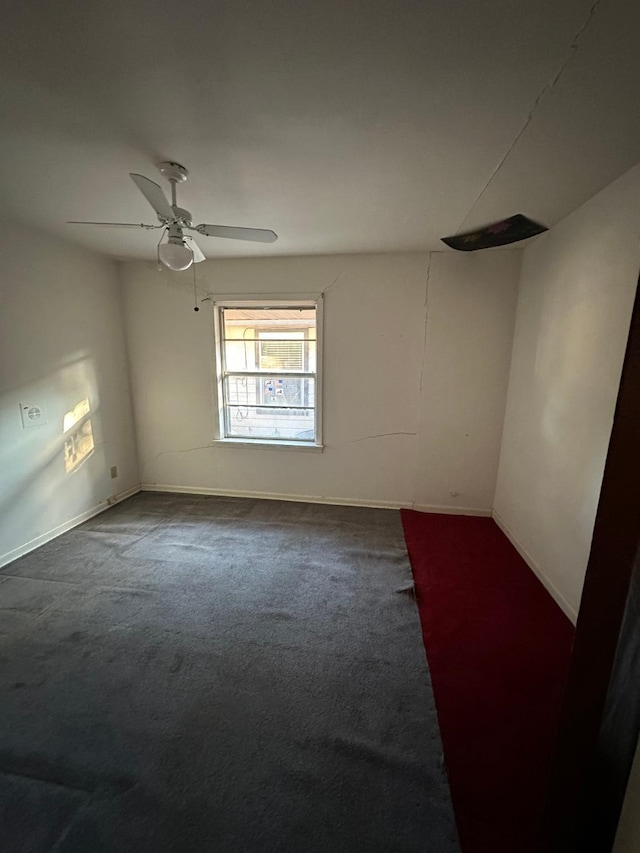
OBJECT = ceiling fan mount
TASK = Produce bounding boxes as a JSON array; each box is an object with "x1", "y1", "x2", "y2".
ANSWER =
[
  {"x1": 157, "y1": 162, "x2": 193, "y2": 226},
  {"x1": 68, "y1": 162, "x2": 278, "y2": 271},
  {"x1": 158, "y1": 161, "x2": 189, "y2": 184}
]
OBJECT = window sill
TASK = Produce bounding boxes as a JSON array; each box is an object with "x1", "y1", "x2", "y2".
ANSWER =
[{"x1": 211, "y1": 439, "x2": 324, "y2": 453}]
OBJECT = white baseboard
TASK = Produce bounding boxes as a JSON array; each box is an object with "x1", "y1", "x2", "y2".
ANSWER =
[
  {"x1": 140, "y1": 483, "x2": 492, "y2": 516},
  {"x1": 492, "y1": 510, "x2": 578, "y2": 624},
  {"x1": 0, "y1": 484, "x2": 141, "y2": 571},
  {"x1": 412, "y1": 503, "x2": 492, "y2": 517},
  {"x1": 141, "y1": 483, "x2": 404, "y2": 509}
]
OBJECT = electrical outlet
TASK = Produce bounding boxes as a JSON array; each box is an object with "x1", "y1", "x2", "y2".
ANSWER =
[{"x1": 110, "y1": 466, "x2": 118, "y2": 479}]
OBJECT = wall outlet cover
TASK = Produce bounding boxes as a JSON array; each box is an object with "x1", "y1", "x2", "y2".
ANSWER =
[{"x1": 20, "y1": 403, "x2": 47, "y2": 428}]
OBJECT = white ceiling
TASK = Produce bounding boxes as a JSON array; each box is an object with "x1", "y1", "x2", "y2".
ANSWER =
[{"x1": 1, "y1": 0, "x2": 639, "y2": 260}]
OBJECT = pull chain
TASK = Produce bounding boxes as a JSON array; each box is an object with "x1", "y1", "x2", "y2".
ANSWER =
[
  {"x1": 193, "y1": 261, "x2": 199, "y2": 312},
  {"x1": 156, "y1": 227, "x2": 167, "y2": 270}
]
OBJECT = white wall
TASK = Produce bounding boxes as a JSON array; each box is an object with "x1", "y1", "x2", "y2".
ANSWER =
[
  {"x1": 0, "y1": 223, "x2": 139, "y2": 565},
  {"x1": 121, "y1": 250, "x2": 520, "y2": 512},
  {"x1": 494, "y1": 163, "x2": 640, "y2": 620},
  {"x1": 416, "y1": 251, "x2": 521, "y2": 510}
]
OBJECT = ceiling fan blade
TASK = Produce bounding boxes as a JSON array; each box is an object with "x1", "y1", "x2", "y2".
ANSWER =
[
  {"x1": 194, "y1": 224, "x2": 278, "y2": 243},
  {"x1": 130, "y1": 173, "x2": 175, "y2": 221},
  {"x1": 186, "y1": 237, "x2": 206, "y2": 263},
  {"x1": 67, "y1": 221, "x2": 163, "y2": 230}
]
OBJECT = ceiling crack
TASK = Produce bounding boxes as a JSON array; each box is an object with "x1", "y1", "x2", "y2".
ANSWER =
[{"x1": 456, "y1": 0, "x2": 605, "y2": 235}]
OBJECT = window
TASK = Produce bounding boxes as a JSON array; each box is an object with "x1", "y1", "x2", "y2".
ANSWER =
[{"x1": 213, "y1": 299, "x2": 322, "y2": 448}]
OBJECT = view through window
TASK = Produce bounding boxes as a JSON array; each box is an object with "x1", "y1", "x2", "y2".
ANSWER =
[{"x1": 215, "y1": 302, "x2": 321, "y2": 444}]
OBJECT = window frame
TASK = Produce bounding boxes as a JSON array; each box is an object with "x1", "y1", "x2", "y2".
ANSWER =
[{"x1": 212, "y1": 296, "x2": 323, "y2": 451}]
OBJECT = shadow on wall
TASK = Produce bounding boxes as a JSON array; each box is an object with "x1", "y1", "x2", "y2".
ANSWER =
[{"x1": 0, "y1": 353, "x2": 106, "y2": 554}]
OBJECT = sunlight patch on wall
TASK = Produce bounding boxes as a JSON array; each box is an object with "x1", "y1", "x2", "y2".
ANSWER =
[{"x1": 63, "y1": 398, "x2": 94, "y2": 474}]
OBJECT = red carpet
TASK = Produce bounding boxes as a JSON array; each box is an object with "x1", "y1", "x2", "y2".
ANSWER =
[{"x1": 401, "y1": 511, "x2": 575, "y2": 853}]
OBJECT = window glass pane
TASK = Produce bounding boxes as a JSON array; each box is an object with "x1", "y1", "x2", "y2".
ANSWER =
[
  {"x1": 223, "y1": 340, "x2": 258, "y2": 371},
  {"x1": 223, "y1": 339, "x2": 314, "y2": 373},
  {"x1": 259, "y1": 337, "x2": 303, "y2": 371},
  {"x1": 223, "y1": 308, "x2": 315, "y2": 322},
  {"x1": 225, "y1": 406, "x2": 315, "y2": 441},
  {"x1": 225, "y1": 376, "x2": 315, "y2": 408},
  {"x1": 222, "y1": 307, "x2": 316, "y2": 341},
  {"x1": 308, "y1": 340, "x2": 316, "y2": 372}
]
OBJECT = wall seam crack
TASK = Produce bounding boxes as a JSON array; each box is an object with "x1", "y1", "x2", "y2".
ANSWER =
[
  {"x1": 411, "y1": 253, "x2": 432, "y2": 508},
  {"x1": 345, "y1": 431, "x2": 417, "y2": 444},
  {"x1": 140, "y1": 445, "x2": 212, "y2": 484}
]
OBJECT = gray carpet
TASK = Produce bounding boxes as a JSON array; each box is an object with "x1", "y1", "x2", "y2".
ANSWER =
[{"x1": 0, "y1": 492, "x2": 460, "y2": 852}]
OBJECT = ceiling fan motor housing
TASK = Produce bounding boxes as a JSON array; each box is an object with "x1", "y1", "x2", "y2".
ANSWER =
[
  {"x1": 166, "y1": 222, "x2": 188, "y2": 243},
  {"x1": 171, "y1": 206, "x2": 193, "y2": 227}
]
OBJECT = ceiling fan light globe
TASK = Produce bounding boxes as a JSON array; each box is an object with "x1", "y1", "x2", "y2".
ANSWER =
[{"x1": 159, "y1": 242, "x2": 193, "y2": 271}]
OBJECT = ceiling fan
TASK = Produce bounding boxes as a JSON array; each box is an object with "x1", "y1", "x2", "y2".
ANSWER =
[{"x1": 68, "y1": 162, "x2": 278, "y2": 271}]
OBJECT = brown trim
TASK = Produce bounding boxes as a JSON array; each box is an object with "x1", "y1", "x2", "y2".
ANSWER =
[{"x1": 538, "y1": 276, "x2": 640, "y2": 851}]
